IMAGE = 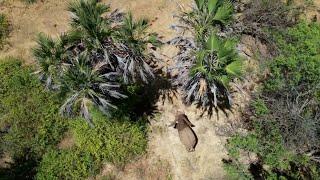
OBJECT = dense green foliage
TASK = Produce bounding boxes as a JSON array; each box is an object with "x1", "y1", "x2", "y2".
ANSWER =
[
  {"x1": 267, "y1": 22, "x2": 320, "y2": 93},
  {"x1": 71, "y1": 108, "x2": 147, "y2": 164},
  {"x1": 225, "y1": 120, "x2": 319, "y2": 179},
  {"x1": 0, "y1": 14, "x2": 9, "y2": 49},
  {"x1": 36, "y1": 109, "x2": 147, "y2": 179},
  {"x1": 0, "y1": 59, "x2": 68, "y2": 158},
  {"x1": 0, "y1": 58, "x2": 148, "y2": 179},
  {"x1": 36, "y1": 148, "x2": 100, "y2": 180},
  {"x1": 265, "y1": 22, "x2": 320, "y2": 151},
  {"x1": 224, "y1": 22, "x2": 320, "y2": 179},
  {"x1": 0, "y1": 59, "x2": 68, "y2": 179}
]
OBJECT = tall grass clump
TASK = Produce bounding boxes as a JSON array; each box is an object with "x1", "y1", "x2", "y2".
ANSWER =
[{"x1": 0, "y1": 14, "x2": 10, "y2": 49}]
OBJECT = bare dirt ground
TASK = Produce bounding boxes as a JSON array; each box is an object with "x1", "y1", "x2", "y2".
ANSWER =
[
  {"x1": 0, "y1": 0, "x2": 254, "y2": 179},
  {"x1": 0, "y1": 0, "x2": 70, "y2": 63}
]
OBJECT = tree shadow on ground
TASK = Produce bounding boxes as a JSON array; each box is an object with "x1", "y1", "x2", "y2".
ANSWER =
[
  {"x1": 0, "y1": 153, "x2": 38, "y2": 180},
  {"x1": 116, "y1": 75, "x2": 177, "y2": 124},
  {"x1": 195, "y1": 97, "x2": 233, "y2": 120}
]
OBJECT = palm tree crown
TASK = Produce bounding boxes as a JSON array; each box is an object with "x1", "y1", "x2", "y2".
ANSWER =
[
  {"x1": 32, "y1": 0, "x2": 161, "y2": 125},
  {"x1": 169, "y1": 0, "x2": 242, "y2": 109}
]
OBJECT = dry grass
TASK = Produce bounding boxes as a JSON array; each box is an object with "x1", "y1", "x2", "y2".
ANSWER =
[{"x1": 57, "y1": 131, "x2": 75, "y2": 150}]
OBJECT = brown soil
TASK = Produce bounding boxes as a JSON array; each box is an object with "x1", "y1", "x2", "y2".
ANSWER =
[{"x1": 0, "y1": 0, "x2": 70, "y2": 63}]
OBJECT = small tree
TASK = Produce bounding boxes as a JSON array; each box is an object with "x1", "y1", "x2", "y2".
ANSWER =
[
  {"x1": 182, "y1": 34, "x2": 242, "y2": 107},
  {"x1": 169, "y1": 0, "x2": 242, "y2": 109}
]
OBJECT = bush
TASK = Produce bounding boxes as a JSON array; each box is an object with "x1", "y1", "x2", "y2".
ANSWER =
[
  {"x1": 0, "y1": 14, "x2": 10, "y2": 49},
  {"x1": 0, "y1": 58, "x2": 68, "y2": 158},
  {"x1": 36, "y1": 109, "x2": 147, "y2": 179},
  {"x1": 234, "y1": 0, "x2": 308, "y2": 46},
  {"x1": 36, "y1": 148, "x2": 100, "y2": 180},
  {"x1": 266, "y1": 22, "x2": 320, "y2": 93},
  {"x1": 264, "y1": 22, "x2": 320, "y2": 151},
  {"x1": 224, "y1": 22, "x2": 320, "y2": 179},
  {"x1": 225, "y1": 120, "x2": 320, "y2": 180},
  {"x1": 71, "y1": 108, "x2": 147, "y2": 164}
]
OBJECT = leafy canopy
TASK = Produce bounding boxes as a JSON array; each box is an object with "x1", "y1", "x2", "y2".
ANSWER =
[{"x1": 0, "y1": 58, "x2": 68, "y2": 158}]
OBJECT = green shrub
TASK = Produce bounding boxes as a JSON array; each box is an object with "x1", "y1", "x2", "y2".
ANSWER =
[
  {"x1": 263, "y1": 22, "x2": 320, "y2": 151},
  {"x1": 0, "y1": 58, "x2": 68, "y2": 158},
  {"x1": 36, "y1": 148, "x2": 100, "y2": 180},
  {"x1": 23, "y1": 0, "x2": 37, "y2": 4},
  {"x1": 225, "y1": 120, "x2": 319, "y2": 179},
  {"x1": 224, "y1": 22, "x2": 320, "y2": 179},
  {"x1": 0, "y1": 14, "x2": 10, "y2": 49},
  {"x1": 266, "y1": 22, "x2": 320, "y2": 94},
  {"x1": 251, "y1": 98, "x2": 269, "y2": 116},
  {"x1": 71, "y1": 108, "x2": 147, "y2": 164}
]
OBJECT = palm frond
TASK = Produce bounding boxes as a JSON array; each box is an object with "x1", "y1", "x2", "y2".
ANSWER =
[
  {"x1": 213, "y1": 0, "x2": 233, "y2": 24},
  {"x1": 225, "y1": 60, "x2": 243, "y2": 77},
  {"x1": 208, "y1": 0, "x2": 219, "y2": 14},
  {"x1": 205, "y1": 34, "x2": 220, "y2": 51},
  {"x1": 80, "y1": 98, "x2": 94, "y2": 127},
  {"x1": 60, "y1": 93, "x2": 79, "y2": 117},
  {"x1": 68, "y1": 0, "x2": 111, "y2": 44},
  {"x1": 59, "y1": 52, "x2": 127, "y2": 126},
  {"x1": 110, "y1": 9, "x2": 124, "y2": 23},
  {"x1": 32, "y1": 33, "x2": 67, "y2": 90},
  {"x1": 195, "y1": 0, "x2": 205, "y2": 10},
  {"x1": 106, "y1": 11, "x2": 162, "y2": 84},
  {"x1": 217, "y1": 38, "x2": 236, "y2": 59}
]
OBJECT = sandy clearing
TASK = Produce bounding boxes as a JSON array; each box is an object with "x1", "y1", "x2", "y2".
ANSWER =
[{"x1": 0, "y1": 0, "x2": 70, "y2": 63}]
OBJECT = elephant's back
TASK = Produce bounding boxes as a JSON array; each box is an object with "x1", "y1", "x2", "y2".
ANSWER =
[{"x1": 178, "y1": 126, "x2": 197, "y2": 151}]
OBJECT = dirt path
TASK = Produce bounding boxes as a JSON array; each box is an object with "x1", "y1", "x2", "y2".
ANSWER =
[{"x1": 0, "y1": 0, "x2": 244, "y2": 179}]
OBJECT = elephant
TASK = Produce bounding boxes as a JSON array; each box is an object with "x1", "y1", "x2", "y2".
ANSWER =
[{"x1": 168, "y1": 111, "x2": 198, "y2": 152}]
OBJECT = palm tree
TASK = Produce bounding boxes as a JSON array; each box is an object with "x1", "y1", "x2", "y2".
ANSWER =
[
  {"x1": 68, "y1": 0, "x2": 112, "y2": 48},
  {"x1": 32, "y1": 0, "x2": 161, "y2": 126},
  {"x1": 32, "y1": 33, "x2": 71, "y2": 90},
  {"x1": 169, "y1": 0, "x2": 242, "y2": 109},
  {"x1": 172, "y1": 0, "x2": 233, "y2": 43},
  {"x1": 181, "y1": 34, "x2": 242, "y2": 107},
  {"x1": 59, "y1": 53, "x2": 126, "y2": 126},
  {"x1": 114, "y1": 12, "x2": 162, "y2": 84}
]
